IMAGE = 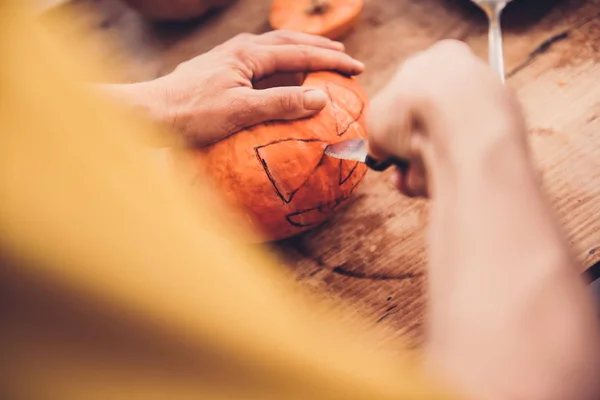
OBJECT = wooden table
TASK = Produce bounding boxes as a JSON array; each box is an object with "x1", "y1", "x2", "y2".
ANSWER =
[{"x1": 48, "y1": 0, "x2": 600, "y2": 347}]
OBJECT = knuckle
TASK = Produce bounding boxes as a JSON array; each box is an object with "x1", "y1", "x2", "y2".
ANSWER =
[
  {"x1": 230, "y1": 44, "x2": 249, "y2": 59},
  {"x1": 432, "y1": 39, "x2": 472, "y2": 56},
  {"x1": 227, "y1": 45, "x2": 258, "y2": 70},
  {"x1": 264, "y1": 30, "x2": 289, "y2": 42},
  {"x1": 298, "y1": 45, "x2": 315, "y2": 63},
  {"x1": 397, "y1": 40, "x2": 474, "y2": 82},
  {"x1": 389, "y1": 64, "x2": 435, "y2": 109},
  {"x1": 395, "y1": 56, "x2": 424, "y2": 82},
  {"x1": 271, "y1": 29, "x2": 293, "y2": 36},
  {"x1": 217, "y1": 33, "x2": 254, "y2": 51},
  {"x1": 225, "y1": 97, "x2": 252, "y2": 131},
  {"x1": 278, "y1": 90, "x2": 302, "y2": 113},
  {"x1": 232, "y1": 32, "x2": 255, "y2": 43}
]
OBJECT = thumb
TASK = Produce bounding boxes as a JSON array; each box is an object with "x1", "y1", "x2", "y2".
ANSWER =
[
  {"x1": 366, "y1": 81, "x2": 413, "y2": 162},
  {"x1": 233, "y1": 86, "x2": 328, "y2": 127},
  {"x1": 367, "y1": 80, "x2": 430, "y2": 198}
]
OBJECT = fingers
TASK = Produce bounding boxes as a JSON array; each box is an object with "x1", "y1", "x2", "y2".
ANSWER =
[
  {"x1": 391, "y1": 157, "x2": 428, "y2": 198},
  {"x1": 226, "y1": 86, "x2": 328, "y2": 129},
  {"x1": 249, "y1": 44, "x2": 364, "y2": 80},
  {"x1": 255, "y1": 30, "x2": 345, "y2": 51},
  {"x1": 223, "y1": 31, "x2": 363, "y2": 80},
  {"x1": 366, "y1": 78, "x2": 413, "y2": 162},
  {"x1": 229, "y1": 30, "x2": 345, "y2": 51},
  {"x1": 367, "y1": 64, "x2": 428, "y2": 198},
  {"x1": 365, "y1": 40, "x2": 483, "y2": 200}
]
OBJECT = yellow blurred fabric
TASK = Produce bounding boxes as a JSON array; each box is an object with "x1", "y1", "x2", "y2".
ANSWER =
[{"x1": 0, "y1": 2, "x2": 454, "y2": 399}]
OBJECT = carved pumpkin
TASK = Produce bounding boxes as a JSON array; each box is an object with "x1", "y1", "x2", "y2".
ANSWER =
[
  {"x1": 198, "y1": 71, "x2": 369, "y2": 242},
  {"x1": 122, "y1": 0, "x2": 234, "y2": 21},
  {"x1": 269, "y1": 0, "x2": 364, "y2": 40}
]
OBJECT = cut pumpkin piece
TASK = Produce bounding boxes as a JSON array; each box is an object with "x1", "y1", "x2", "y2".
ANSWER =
[{"x1": 269, "y1": 0, "x2": 364, "y2": 40}]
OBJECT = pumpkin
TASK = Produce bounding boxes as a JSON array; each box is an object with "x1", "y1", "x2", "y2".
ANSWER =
[
  {"x1": 269, "y1": 0, "x2": 364, "y2": 40},
  {"x1": 198, "y1": 71, "x2": 369, "y2": 242},
  {"x1": 122, "y1": 0, "x2": 234, "y2": 21}
]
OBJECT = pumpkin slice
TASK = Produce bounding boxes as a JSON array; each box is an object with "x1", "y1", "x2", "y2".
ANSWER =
[{"x1": 269, "y1": 0, "x2": 364, "y2": 40}]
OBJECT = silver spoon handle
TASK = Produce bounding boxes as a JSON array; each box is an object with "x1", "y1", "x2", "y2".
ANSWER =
[
  {"x1": 488, "y1": 8, "x2": 506, "y2": 83},
  {"x1": 478, "y1": 1, "x2": 508, "y2": 84}
]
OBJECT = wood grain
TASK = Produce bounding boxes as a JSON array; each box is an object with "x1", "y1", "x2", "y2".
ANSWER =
[{"x1": 45, "y1": 0, "x2": 600, "y2": 347}]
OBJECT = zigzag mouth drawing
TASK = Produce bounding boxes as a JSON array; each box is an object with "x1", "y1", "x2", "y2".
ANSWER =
[{"x1": 285, "y1": 166, "x2": 368, "y2": 228}]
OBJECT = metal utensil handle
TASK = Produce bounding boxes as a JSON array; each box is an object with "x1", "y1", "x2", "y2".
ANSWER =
[{"x1": 486, "y1": 3, "x2": 507, "y2": 83}]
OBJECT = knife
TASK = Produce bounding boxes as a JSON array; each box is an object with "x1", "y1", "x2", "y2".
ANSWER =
[
  {"x1": 324, "y1": 138, "x2": 410, "y2": 172},
  {"x1": 584, "y1": 260, "x2": 600, "y2": 307}
]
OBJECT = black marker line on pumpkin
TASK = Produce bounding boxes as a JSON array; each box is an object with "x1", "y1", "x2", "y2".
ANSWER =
[
  {"x1": 285, "y1": 166, "x2": 367, "y2": 227},
  {"x1": 255, "y1": 138, "x2": 326, "y2": 204},
  {"x1": 252, "y1": 80, "x2": 367, "y2": 226}
]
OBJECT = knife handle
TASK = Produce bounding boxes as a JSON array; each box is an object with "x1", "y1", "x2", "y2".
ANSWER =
[{"x1": 365, "y1": 155, "x2": 410, "y2": 172}]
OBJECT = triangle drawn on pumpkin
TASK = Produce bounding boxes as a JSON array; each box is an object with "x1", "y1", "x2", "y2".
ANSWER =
[
  {"x1": 325, "y1": 82, "x2": 365, "y2": 136},
  {"x1": 255, "y1": 138, "x2": 326, "y2": 204},
  {"x1": 339, "y1": 159, "x2": 359, "y2": 185},
  {"x1": 286, "y1": 206, "x2": 326, "y2": 228}
]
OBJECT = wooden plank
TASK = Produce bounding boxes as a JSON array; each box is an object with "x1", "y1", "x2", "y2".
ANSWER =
[{"x1": 45, "y1": 0, "x2": 600, "y2": 347}]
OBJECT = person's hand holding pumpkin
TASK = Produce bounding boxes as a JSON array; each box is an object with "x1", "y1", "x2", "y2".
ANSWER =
[
  {"x1": 368, "y1": 40, "x2": 600, "y2": 400},
  {"x1": 102, "y1": 30, "x2": 364, "y2": 146}
]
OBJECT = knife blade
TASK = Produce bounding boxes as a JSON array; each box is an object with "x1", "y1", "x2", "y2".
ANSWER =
[{"x1": 324, "y1": 138, "x2": 410, "y2": 172}]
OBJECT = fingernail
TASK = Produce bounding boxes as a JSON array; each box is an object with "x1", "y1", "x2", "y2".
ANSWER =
[
  {"x1": 353, "y1": 60, "x2": 365, "y2": 71},
  {"x1": 332, "y1": 41, "x2": 345, "y2": 50},
  {"x1": 303, "y1": 89, "x2": 328, "y2": 110}
]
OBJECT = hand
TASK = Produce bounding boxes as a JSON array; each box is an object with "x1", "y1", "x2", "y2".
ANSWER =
[
  {"x1": 148, "y1": 30, "x2": 364, "y2": 146},
  {"x1": 366, "y1": 40, "x2": 526, "y2": 197},
  {"x1": 371, "y1": 40, "x2": 600, "y2": 400}
]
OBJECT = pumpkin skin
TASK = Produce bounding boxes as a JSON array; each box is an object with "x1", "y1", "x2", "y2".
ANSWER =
[
  {"x1": 269, "y1": 0, "x2": 364, "y2": 40},
  {"x1": 198, "y1": 71, "x2": 369, "y2": 242},
  {"x1": 122, "y1": 0, "x2": 235, "y2": 21}
]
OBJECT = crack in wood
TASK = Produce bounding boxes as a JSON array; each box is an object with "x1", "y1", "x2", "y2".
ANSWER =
[
  {"x1": 376, "y1": 313, "x2": 392, "y2": 323},
  {"x1": 507, "y1": 31, "x2": 569, "y2": 78},
  {"x1": 331, "y1": 265, "x2": 424, "y2": 281},
  {"x1": 507, "y1": 11, "x2": 600, "y2": 78},
  {"x1": 289, "y1": 240, "x2": 424, "y2": 281},
  {"x1": 376, "y1": 305, "x2": 398, "y2": 323}
]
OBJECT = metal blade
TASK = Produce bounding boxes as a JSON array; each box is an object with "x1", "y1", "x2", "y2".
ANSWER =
[{"x1": 324, "y1": 138, "x2": 369, "y2": 163}]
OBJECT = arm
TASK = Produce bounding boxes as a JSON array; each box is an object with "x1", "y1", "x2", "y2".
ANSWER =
[
  {"x1": 96, "y1": 82, "x2": 170, "y2": 126},
  {"x1": 427, "y1": 111, "x2": 600, "y2": 400},
  {"x1": 92, "y1": 30, "x2": 363, "y2": 147},
  {"x1": 2, "y1": 7, "x2": 450, "y2": 399},
  {"x1": 368, "y1": 40, "x2": 600, "y2": 400}
]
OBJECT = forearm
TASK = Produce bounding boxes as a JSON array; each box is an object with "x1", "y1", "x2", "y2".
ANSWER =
[
  {"x1": 95, "y1": 81, "x2": 170, "y2": 124},
  {"x1": 427, "y1": 131, "x2": 600, "y2": 400}
]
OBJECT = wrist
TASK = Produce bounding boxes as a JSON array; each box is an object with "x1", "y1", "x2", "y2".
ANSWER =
[
  {"x1": 129, "y1": 80, "x2": 171, "y2": 125},
  {"x1": 426, "y1": 122, "x2": 531, "y2": 192},
  {"x1": 98, "y1": 81, "x2": 171, "y2": 126}
]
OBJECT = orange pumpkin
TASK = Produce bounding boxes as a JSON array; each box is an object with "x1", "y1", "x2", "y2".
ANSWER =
[
  {"x1": 122, "y1": 0, "x2": 234, "y2": 21},
  {"x1": 269, "y1": 0, "x2": 364, "y2": 40},
  {"x1": 198, "y1": 71, "x2": 369, "y2": 242}
]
